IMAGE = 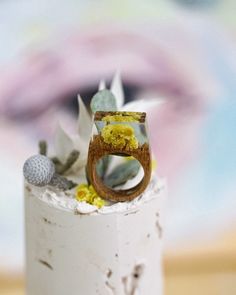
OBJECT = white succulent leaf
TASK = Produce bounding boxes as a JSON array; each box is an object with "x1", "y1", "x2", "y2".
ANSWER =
[
  {"x1": 70, "y1": 135, "x2": 89, "y2": 172},
  {"x1": 54, "y1": 123, "x2": 74, "y2": 162},
  {"x1": 105, "y1": 155, "x2": 125, "y2": 176},
  {"x1": 77, "y1": 95, "x2": 92, "y2": 142},
  {"x1": 98, "y1": 79, "x2": 106, "y2": 90},
  {"x1": 110, "y1": 71, "x2": 124, "y2": 109},
  {"x1": 120, "y1": 98, "x2": 165, "y2": 113}
]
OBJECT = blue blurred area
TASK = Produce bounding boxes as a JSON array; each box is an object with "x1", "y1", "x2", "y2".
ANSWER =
[{"x1": 165, "y1": 28, "x2": 236, "y2": 246}]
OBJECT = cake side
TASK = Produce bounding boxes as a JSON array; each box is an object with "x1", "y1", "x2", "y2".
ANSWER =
[{"x1": 25, "y1": 177, "x2": 166, "y2": 295}]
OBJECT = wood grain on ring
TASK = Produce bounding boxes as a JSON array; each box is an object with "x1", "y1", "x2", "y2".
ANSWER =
[{"x1": 87, "y1": 135, "x2": 152, "y2": 202}]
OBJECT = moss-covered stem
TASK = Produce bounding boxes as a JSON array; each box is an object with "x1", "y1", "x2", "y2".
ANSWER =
[{"x1": 38, "y1": 140, "x2": 47, "y2": 156}]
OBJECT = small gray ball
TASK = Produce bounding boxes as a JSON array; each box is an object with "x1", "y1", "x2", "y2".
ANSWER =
[{"x1": 23, "y1": 155, "x2": 55, "y2": 186}]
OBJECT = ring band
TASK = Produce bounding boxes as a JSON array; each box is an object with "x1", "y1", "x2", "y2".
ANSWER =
[{"x1": 87, "y1": 111, "x2": 152, "y2": 202}]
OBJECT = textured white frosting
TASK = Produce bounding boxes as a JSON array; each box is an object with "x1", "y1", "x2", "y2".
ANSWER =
[
  {"x1": 25, "y1": 175, "x2": 166, "y2": 295},
  {"x1": 25, "y1": 176, "x2": 165, "y2": 215}
]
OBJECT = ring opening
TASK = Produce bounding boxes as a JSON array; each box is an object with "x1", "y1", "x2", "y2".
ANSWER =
[{"x1": 95, "y1": 154, "x2": 144, "y2": 192}]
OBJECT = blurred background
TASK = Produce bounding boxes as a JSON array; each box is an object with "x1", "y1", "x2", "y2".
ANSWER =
[{"x1": 0, "y1": 0, "x2": 236, "y2": 294}]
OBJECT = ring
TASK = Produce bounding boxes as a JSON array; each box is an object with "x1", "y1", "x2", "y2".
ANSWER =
[{"x1": 87, "y1": 111, "x2": 152, "y2": 202}]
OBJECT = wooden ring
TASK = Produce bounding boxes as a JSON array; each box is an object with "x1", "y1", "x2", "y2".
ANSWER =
[{"x1": 87, "y1": 135, "x2": 152, "y2": 202}]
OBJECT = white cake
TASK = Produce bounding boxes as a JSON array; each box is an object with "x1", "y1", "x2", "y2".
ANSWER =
[
  {"x1": 25, "y1": 177, "x2": 166, "y2": 295},
  {"x1": 24, "y1": 75, "x2": 166, "y2": 294}
]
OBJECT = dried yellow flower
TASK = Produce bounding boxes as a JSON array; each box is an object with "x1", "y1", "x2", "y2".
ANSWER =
[
  {"x1": 102, "y1": 112, "x2": 141, "y2": 123},
  {"x1": 101, "y1": 124, "x2": 138, "y2": 150},
  {"x1": 125, "y1": 112, "x2": 142, "y2": 121},
  {"x1": 75, "y1": 183, "x2": 106, "y2": 208}
]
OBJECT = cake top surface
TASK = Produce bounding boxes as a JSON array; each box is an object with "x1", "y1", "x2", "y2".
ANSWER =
[{"x1": 25, "y1": 176, "x2": 165, "y2": 215}]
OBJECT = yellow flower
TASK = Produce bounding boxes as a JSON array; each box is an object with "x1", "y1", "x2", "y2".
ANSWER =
[
  {"x1": 125, "y1": 112, "x2": 142, "y2": 121},
  {"x1": 102, "y1": 112, "x2": 141, "y2": 123},
  {"x1": 103, "y1": 115, "x2": 136, "y2": 123},
  {"x1": 93, "y1": 197, "x2": 106, "y2": 209},
  {"x1": 125, "y1": 156, "x2": 135, "y2": 161},
  {"x1": 88, "y1": 185, "x2": 96, "y2": 194},
  {"x1": 101, "y1": 124, "x2": 138, "y2": 150},
  {"x1": 75, "y1": 183, "x2": 106, "y2": 208},
  {"x1": 76, "y1": 183, "x2": 88, "y2": 190}
]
